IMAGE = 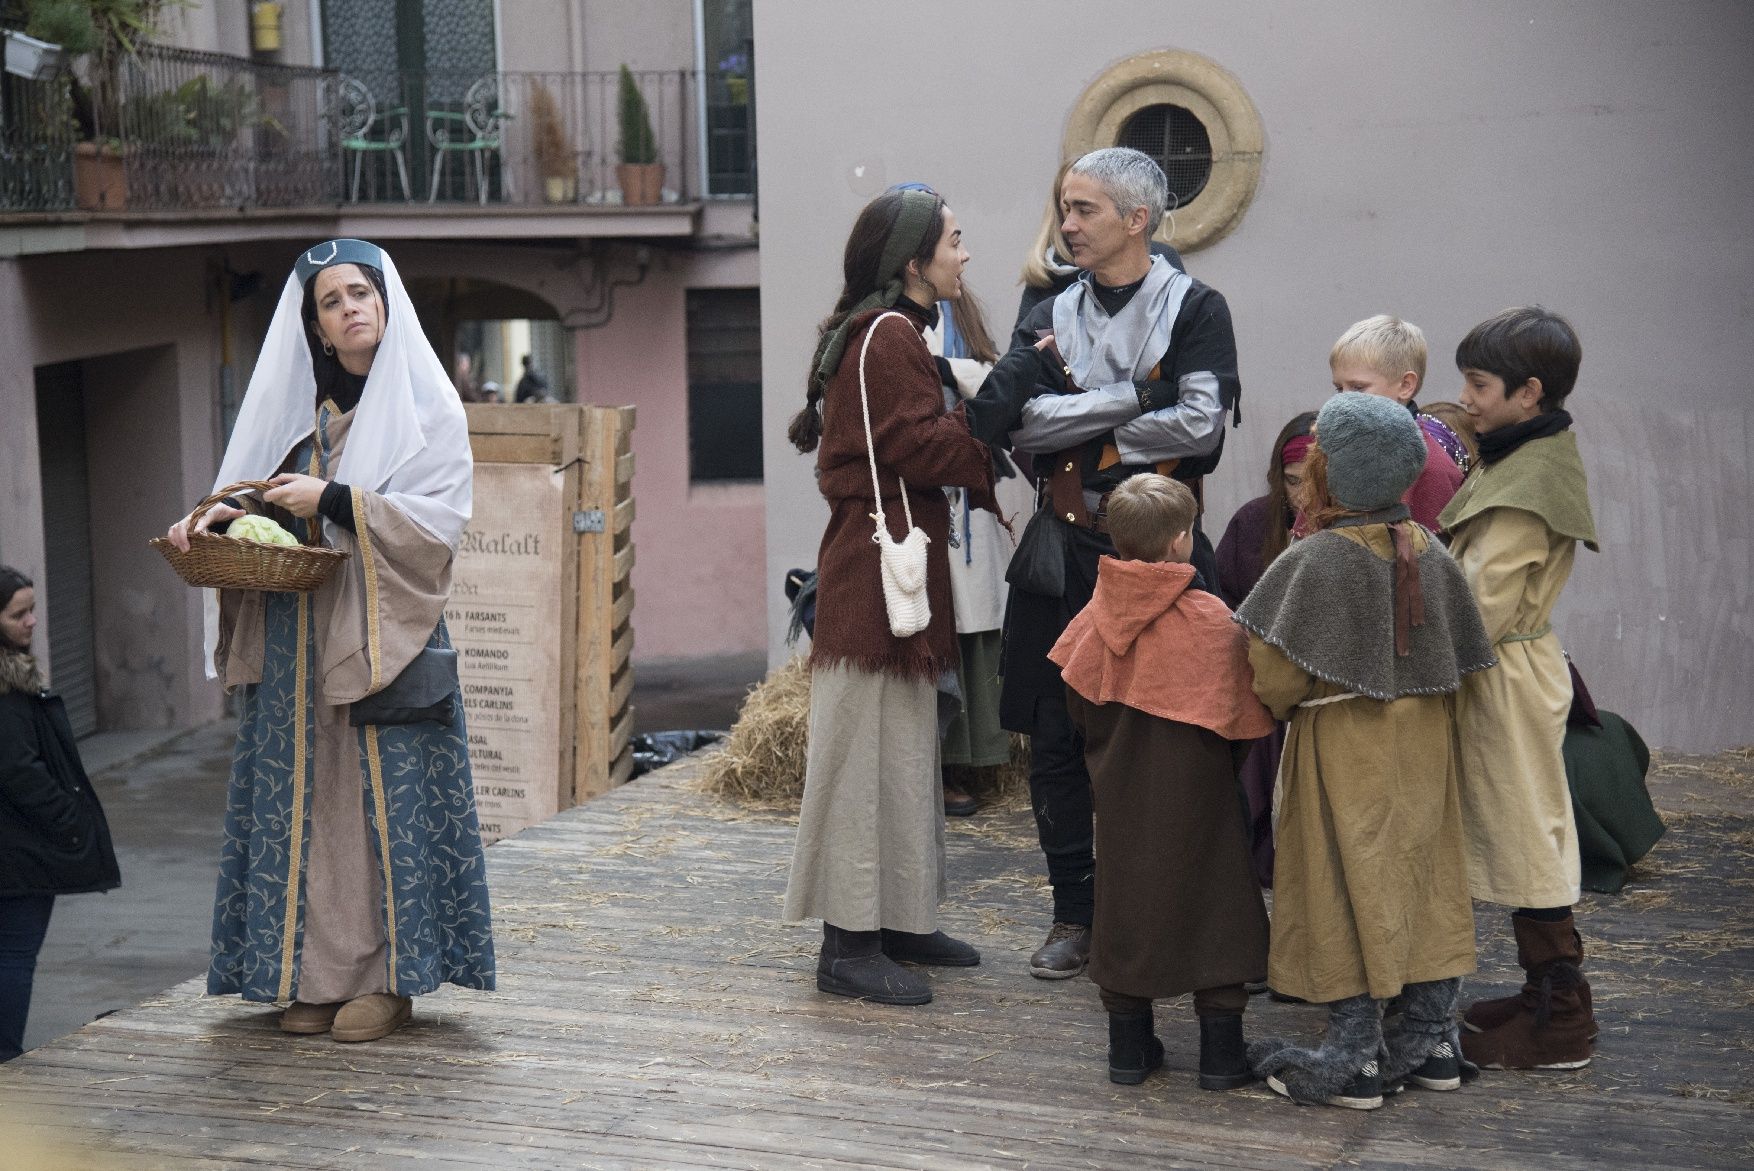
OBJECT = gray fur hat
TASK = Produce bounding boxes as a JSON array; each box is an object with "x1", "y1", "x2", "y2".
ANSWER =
[{"x1": 1315, "y1": 393, "x2": 1427, "y2": 511}]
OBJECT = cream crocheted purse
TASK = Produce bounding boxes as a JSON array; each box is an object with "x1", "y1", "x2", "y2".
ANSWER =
[{"x1": 856, "y1": 312, "x2": 931, "y2": 639}]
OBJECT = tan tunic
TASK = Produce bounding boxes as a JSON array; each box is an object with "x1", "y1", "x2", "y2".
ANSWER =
[
  {"x1": 1246, "y1": 527, "x2": 1476, "y2": 1004},
  {"x1": 1447, "y1": 506, "x2": 1582, "y2": 908}
]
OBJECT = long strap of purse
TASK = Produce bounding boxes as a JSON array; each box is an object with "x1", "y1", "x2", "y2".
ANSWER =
[{"x1": 856, "y1": 311, "x2": 917, "y2": 542}]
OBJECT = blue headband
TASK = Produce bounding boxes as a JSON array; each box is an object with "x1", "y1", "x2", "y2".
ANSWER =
[{"x1": 295, "y1": 238, "x2": 385, "y2": 286}]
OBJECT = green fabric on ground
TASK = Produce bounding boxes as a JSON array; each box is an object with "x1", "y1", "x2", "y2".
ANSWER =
[{"x1": 1565, "y1": 710, "x2": 1665, "y2": 894}]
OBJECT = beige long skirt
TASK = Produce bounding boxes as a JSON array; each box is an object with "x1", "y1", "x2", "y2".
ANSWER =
[
  {"x1": 297, "y1": 701, "x2": 391, "y2": 1003},
  {"x1": 783, "y1": 664, "x2": 946, "y2": 933}
]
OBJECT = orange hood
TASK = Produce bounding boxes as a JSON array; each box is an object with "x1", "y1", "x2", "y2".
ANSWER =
[{"x1": 1049, "y1": 557, "x2": 1274, "y2": 741}]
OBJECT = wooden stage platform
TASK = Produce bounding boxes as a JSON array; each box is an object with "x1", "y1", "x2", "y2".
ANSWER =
[{"x1": 5, "y1": 749, "x2": 1752, "y2": 1169}]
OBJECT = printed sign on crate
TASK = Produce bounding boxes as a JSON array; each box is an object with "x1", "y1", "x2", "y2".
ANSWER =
[{"x1": 446, "y1": 462, "x2": 566, "y2": 844}]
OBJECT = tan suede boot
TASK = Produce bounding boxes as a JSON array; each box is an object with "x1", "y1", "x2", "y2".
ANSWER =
[
  {"x1": 1460, "y1": 915, "x2": 1594, "y2": 1070},
  {"x1": 278, "y1": 1001, "x2": 343, "y2": 1035},
  {"x1": 331, "y1": 993, "x2": 413, "y2": 1043}
]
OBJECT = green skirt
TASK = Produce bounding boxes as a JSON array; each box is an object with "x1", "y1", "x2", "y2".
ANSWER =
[{"x1": 942, "y1": 629, "x2": 1010, "y2": 767}]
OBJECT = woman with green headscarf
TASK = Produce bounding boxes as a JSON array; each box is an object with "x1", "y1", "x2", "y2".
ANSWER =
[{"x1": 782, "y1": 188, "x2": 1002, "y2": 1006}]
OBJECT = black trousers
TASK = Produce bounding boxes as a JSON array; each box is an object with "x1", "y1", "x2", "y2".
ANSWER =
[
  {"x1": 0, "y1": 894, "x2": 54, "y2": 1062},
  {"x1": 1000, "y1": 517, "x2": 1217, "y2": 928}
]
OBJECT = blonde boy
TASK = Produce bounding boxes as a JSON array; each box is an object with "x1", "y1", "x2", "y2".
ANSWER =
[{"x1": 1330, "y1": 314, "x2": 1462, "y2": 527}]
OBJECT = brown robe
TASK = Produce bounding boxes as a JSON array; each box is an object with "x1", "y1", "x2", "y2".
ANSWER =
[
  {"x1": 1070, "y1": 693, "x2": 1270, "y2": 998},
  {"x1": 1052, "y1": 555, "x2": 1275, "y2": 999},
  {"x1": 1246, "y1": 527, "x2": 1477, "y2": 1003}
]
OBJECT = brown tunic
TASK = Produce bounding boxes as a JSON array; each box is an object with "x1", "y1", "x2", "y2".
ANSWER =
[{"x1": 1069, "y1": 693, "x2": 1269, "y2": 998}]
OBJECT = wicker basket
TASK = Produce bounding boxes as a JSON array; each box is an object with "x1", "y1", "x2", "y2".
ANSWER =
[{"x1": 150, "y1": 479, "x2": 350, "y2": 592}]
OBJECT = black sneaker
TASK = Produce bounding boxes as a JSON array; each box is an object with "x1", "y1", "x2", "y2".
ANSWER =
[
  {"x1": 1330, "y1": 1061, "x2": 1386, "y2": 1109},
  {"x1": 1406, "y1": 1041, "x2": 1463, "y2": 1091}
]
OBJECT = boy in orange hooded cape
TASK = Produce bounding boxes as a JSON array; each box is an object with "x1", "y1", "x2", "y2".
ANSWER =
[{"x1": 1048, "y1": 474, "x2": 1274, "y2": 1092}]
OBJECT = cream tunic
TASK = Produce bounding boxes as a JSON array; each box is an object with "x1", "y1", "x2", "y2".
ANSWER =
[{"x1": 1448, "y1": 505, "x2": 1582, "y2": 908}]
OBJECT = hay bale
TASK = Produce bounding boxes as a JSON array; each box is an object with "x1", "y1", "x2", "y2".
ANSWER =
[
  {"x1": 699, "y1": 655, "x2": 813, "y2": 802},
  {"x1": 700, "y1": 657, "x2": 1034, "y2": 811}
]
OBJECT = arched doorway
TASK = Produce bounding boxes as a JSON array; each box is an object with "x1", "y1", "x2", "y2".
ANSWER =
[{"x1": 404, "y1": 276, "x2": 573, "y2": 403}]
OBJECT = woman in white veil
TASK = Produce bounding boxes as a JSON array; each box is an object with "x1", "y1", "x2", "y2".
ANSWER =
[{"x1": 166, "y1": 238, "x2": 493, "y2": 1043}]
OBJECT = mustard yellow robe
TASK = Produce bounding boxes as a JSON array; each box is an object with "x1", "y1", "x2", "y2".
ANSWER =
[{"x1": 1245, "y1": 526, "x2": 1476, "y2": 1004}]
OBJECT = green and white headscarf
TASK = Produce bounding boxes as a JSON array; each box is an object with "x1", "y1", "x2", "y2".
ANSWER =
[{"x1": 809, "y1": 188, "x2": 941, "y2": 392}]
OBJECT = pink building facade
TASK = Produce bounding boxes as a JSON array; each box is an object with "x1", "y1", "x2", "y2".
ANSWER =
[{"x1": 0, "y1": 0, "x2": 767, "y2": 737}]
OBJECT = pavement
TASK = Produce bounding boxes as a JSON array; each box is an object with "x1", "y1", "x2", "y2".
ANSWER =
[{"x1": 19, "y1": 652, "x2": 767, "y2": 1055}]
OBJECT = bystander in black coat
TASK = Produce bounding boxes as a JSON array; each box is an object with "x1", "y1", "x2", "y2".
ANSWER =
[{"x1": 0, "y1": 649, "x2": 120, "y2": 897}]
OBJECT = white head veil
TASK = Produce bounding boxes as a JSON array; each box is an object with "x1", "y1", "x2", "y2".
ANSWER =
[{"x1": 202, "y1": 239, "x2": 473, "y2": 677}]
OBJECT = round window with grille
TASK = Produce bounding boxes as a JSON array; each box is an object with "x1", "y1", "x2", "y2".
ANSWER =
[{"x1": 1118, "y1": 104, "x2": 1213, "y2": 209}]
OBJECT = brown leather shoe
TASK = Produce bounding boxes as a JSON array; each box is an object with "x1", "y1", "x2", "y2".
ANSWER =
[
  {"x1": 279, "y1": 1001, "x2": 343, "y2": 1035},
  {"x1": 331, "y1": 993, "x2": 413, "y2": 1043},
  {"x1": 943, "y1": 785, "x2": 980, "y2": 817},
  {"x1": 1029, "y1": 922, "x2": 1090, "y2": 980},
  {"x1": 1462, "y1": 915, "x2": 1598, "y2": 1042}
]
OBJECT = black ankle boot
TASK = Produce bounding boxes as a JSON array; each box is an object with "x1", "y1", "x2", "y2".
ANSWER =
[
  {"x1": 880, "y1": 929, "x2": 981, "y2": 967},
  {"x1": 1198, "y1": 1014, "x2": 1257, "y2": 1091},
  {"x1": 1107, "y1": 1011, "x2": 1165, "y2": 1085},
  {"x1": 817, "y1": 924, "x2": 932, "y2": 1005}
]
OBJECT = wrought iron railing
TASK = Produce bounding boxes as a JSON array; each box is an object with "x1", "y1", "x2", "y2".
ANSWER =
[
  {"x1": 0, "y1": 50, "x2": 757, "y2": 214},
  {"x1": 0, "y1": 67, "x2": 78, "y2": 210},
  {"x1": 117, "y1": 45, "x2": 337, "y2": 209},
  {"x1": 336, "y1": 68, "x2": 726, "y2": 207}
]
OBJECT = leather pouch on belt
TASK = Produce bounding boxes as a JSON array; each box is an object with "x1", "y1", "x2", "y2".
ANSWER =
[{"x1": 349, "y1": 646, "x2": 460, "y2": 727}]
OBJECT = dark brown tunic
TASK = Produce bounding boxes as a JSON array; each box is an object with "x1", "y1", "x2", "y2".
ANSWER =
[{"x1": 1068, "y1": 693, "x2": 1270, "y2": 998}]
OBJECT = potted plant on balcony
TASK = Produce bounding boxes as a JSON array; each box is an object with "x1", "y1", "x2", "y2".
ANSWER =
[
  {"x1": 529, "y1": 82, "x2": 576, "y2": 203},
  {"x1": 25, "y1": 0, "x2": 177, "y2": 210},
  {"x1": 4, "y1": 27, "x2": 65, "y2": 80},
  {"x1": 615, "y1": 64, "x2": 662, "y2": 206}
]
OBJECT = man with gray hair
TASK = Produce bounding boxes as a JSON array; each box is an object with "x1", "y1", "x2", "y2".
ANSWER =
[{"x1": 968, "y1": 146, "x2": 1241, "y2": 981}]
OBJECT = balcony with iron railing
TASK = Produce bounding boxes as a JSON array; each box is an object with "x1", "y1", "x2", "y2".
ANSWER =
[{"x1": 0, "y1": 44, "x2": 755, "y2": 235}]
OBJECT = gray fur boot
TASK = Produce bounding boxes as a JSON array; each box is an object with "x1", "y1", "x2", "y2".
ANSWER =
[
  {"x1": 1383, "y1": 977, "x2": 1470, "y2": 1089},
  {"x1": 1250, "y1": 994, "x2": 1385, "y2": 1109}
]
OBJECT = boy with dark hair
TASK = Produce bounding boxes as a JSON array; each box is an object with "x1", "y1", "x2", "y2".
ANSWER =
[
  {"x1": 1048, "y1": 474, "x2": 1274, "y2": 1090},
  {"x1": 1440, "y1": 306, "x2": 1601, "y2": 1070}
]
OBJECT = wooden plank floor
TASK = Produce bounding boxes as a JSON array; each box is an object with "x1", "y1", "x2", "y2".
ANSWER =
[{"x1": 4, "y1": 750, "x2": 1752, "y2": 1170}]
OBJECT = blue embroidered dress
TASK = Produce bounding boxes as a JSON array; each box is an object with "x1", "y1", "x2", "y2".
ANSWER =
[{"x1": 209, "y1": 401, "x2": 494, "y2": 1004}]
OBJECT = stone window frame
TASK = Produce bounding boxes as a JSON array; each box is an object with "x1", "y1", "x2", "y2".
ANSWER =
[{"x1": 1062, "y1": 49, "x2": 1264, "y2": 253}]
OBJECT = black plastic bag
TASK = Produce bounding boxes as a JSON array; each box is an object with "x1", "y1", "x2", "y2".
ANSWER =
[{"x1": 629, "y1": 729, "x2": 727, "y2": 778}]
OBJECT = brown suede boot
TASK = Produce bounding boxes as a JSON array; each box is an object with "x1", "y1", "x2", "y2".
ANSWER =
[
  {"x1": 1461, "y1": 915, "x2": 1595, "y2": 1070},
  {"x1": 1463, "y1": 920, "x2": 1597, "y2": 1041}
]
